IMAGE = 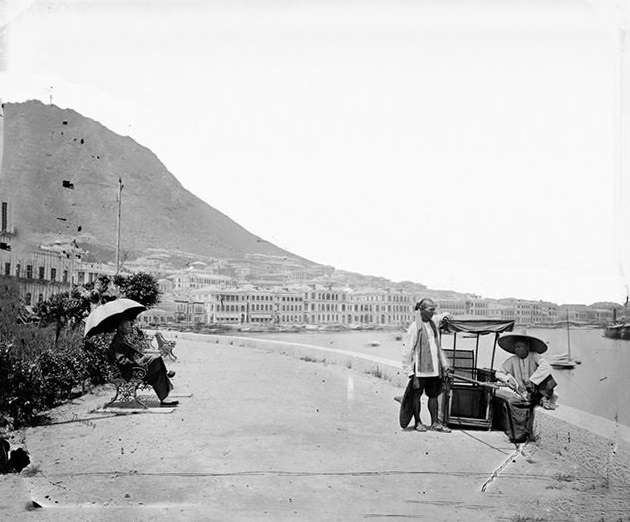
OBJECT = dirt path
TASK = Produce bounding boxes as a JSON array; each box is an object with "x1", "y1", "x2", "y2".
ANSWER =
[{"x1": 1, "y1": 339, "x2": 628, "y2": 521}]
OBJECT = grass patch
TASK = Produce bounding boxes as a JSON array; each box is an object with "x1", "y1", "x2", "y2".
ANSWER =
[
  {"x1": 366, "y1": 365, "x2": 384, "y2": 379},
  {"x1": 299, "y1": 355, "x2": 322, "y2": 364},
  {"x1": 552, "y1": 472, "x2": 575, "y2": 483}
]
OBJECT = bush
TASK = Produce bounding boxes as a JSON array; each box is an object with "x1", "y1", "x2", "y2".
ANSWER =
[
  {"x1": 0, "y1": 286, "x2": 113, "y2": 427},
  {"x1": 113, "y1": 272, "x2": 161, "y2": 308},
  {"x1": 37, "y1": 330, "x2": 87, "y2": 408},
  {"x1": 0, "y1": 273, "x2": 161, "y2": 428},
  {"x1": 0, "y1": 340, "x2": 44, "y2": 426},
  {"x1": 82, "y1": 333, "x2": 115, "y2": 387}
]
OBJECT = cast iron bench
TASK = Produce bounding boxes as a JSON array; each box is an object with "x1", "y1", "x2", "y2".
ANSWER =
[
  {"x1": 103, "y1": 363, "x2": 152, "y2": 409},
  {"x1": 154, "y1": 332, "x2": 177, "y2": 361}
]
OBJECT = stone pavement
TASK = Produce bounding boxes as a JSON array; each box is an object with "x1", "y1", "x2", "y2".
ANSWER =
[{"x1": 1, "y1": 338, "x2": 628, "y2": 521}]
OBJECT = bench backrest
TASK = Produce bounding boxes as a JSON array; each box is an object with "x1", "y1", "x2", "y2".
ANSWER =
[{"x1": 444, "y1": 349, "x2": 475, "y2": 379}]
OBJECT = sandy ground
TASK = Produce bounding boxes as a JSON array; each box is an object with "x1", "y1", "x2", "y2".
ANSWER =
[{"x1": 1, "y1": 338, "x2": 629, "y2": 521}]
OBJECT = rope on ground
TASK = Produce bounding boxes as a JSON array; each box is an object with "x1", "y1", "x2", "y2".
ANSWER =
[{"x1": 459, "y1": 430, "x2": 510, "y2": 456}]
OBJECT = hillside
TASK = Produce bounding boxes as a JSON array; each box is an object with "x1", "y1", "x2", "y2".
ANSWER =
[{"x1": 0, "y1": 100, "x2": 315, "y2": 266}]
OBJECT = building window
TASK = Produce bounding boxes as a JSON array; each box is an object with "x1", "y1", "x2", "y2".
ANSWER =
[
  {"x1": 62, "y1": 270, "x2": 68, "y2": 283},
  {"x1": 77, "y1": 271, "x2": 85, "y2": 284},
  {"x1": 38, "y1": 294, "x2": 44, "y2": 303},
  {"x1": 26, "y1": 265, "x2": 33, "y2": 279},
  {"x1": 4, "y1": 262, "x2": 10, "y2": 276},
  {"x1": 25, "y1": 292, "x2": 31, "y2": 305},
  {"x1": 15, "y1": 264, "x2": 20, "y2": 277},
  {"x1": 39, "y1": 266, "x2": 45, "y2": 280},
  {"x1": 50, "y1": 268, "x2": 57, "y2": 281}
]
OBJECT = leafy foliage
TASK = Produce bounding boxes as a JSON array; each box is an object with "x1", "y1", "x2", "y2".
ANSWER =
[
  {"x1": 34, "y1": 287, "x2": 91, "y2": 344},
  {"x1": 0, "y1": 272, "x2": 161, "y2": 428},
  {"x1": 113, "y1": 272, "x2": 161, "y2": 308}
]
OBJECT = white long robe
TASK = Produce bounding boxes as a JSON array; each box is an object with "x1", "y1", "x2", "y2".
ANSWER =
[{"x1": 496, "y1": 352, "x2": 552, "y2": 392}]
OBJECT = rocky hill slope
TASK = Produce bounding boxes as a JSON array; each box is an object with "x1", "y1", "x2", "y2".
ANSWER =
[{"x1": 0, "y1": 100, "x2": 314, "y2": 267}]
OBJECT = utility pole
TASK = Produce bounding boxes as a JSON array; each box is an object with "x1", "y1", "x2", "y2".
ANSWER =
[{"x1": 115, "y1": 178, "x2": 123, "y2": 274}]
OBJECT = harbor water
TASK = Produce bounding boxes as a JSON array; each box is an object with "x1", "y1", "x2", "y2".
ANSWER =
[{"x1": 239, "y1": 327, "x2": 630, "y2": 428}]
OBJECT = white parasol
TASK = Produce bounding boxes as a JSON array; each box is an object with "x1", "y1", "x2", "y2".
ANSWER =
[{"x1": 84, "y1": 298, "x2": 146, "y2": 338}]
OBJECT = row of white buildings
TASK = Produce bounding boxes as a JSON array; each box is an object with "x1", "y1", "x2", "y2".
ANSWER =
[{"x1": 140, "y1": 267, "x2": 618, "y2": 328}]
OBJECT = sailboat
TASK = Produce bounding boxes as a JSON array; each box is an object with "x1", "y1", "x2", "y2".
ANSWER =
[{"x1": 549, "y1": 311, "x2": 579, "y2": 369}]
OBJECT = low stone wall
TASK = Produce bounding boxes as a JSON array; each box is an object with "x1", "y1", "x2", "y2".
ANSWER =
[
  {"x1": 533, "y1": 404, "x2": 630, "y2": 487},
  {"x1": 163, "y1": 331, "x2": 630, "y2": 486}
]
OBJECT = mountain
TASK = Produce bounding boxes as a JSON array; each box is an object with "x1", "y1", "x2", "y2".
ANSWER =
[{"x1": 0, "y1": 100, "x2": 316, "y2": 267}]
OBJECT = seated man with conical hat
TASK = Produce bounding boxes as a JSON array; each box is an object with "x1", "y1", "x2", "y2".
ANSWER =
[
  {"x1": 495, "y1": 333, "x2": 557, "y2": 409},
  {"x1": 493, "y1": 333, "x2": 557, "y2": 443}
]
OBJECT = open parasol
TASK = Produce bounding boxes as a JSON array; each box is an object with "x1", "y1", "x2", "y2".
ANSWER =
[{"x1": 84, "y1": 298, "x2": 146, "y2": 338}]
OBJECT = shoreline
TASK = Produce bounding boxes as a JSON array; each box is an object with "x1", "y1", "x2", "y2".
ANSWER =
[{"x1": 157, "y1": 329, "x2": 630, "y2": 485}]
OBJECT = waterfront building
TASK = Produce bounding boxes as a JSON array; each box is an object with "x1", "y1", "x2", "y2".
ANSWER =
[
  {"x1": 380, "y1": 288, "x2": 415, "y2": 326},
  {"x1": 302, "y1": 284, "x2": 346, "y2": 325},
  {"x1": 174, "y1": 296, "x2": 206, "y2": 324},
  {"x1": 276, "y1": 289, "x2": 305, "y2": 324},
  {"x1": 486, "y1": 301, "x2": 516, "y2": 321},
  {"x1": 436, "y1": 299, "x2": 468, "y2": 316}
]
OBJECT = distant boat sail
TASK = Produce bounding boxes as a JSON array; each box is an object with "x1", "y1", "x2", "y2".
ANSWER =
[{"x1": 550, "y1": 310, "x2": 579, "y2": 369}]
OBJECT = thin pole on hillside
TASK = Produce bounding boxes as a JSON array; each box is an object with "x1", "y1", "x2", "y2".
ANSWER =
[{"x1": 115, "y1": 178, "x2": 123, "y2": 274}]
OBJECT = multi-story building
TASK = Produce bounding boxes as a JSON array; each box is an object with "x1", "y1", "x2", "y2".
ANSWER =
[
  {"x1": 170, "y1": 267, "x2": 235, "y2": 291},
  {"x1": 302, "y1": 285, "x2": 346, "y2": 325},
  {"x1": 437, "y1": 299, "x2": 468, "y2": 316},
  {"x1": 276, "y1": 290, "x2": 305, "y2": 324}
]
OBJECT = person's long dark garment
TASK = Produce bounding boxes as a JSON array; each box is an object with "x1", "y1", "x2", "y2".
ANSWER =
[
  {"x1": 142, "y1": 356, "x2": 172, "y2": 401},
  {"x1": 493, "y1": 375, "x2": 556, "y2": 443},
  {"x1": 110, "y1": 332, "x2": 173, "y2": 401}
]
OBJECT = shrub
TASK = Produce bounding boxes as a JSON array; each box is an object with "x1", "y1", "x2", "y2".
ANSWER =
[
  {"x1": 113, "y1": 272, "x2": 161, "y2": 308},
  {"x1": 0, "y1": 341, "x2": 44, "y2": 426},
  {"x1": 0, "y1": 273, "x2": 161, "y2": 428},
  {"x1": 37, "y1": 331, "x2": 87, "y2": 408},
  {"x1": 81, "y1": 333, "x2": 115, "y2": 387}
]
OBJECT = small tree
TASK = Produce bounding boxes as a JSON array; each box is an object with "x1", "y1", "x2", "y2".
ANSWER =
[
  {"x1": 35, "y1": 288, "x2": 91, "y2": 344},
  {"x1": 113, "y1": 272, "x2": 161, "y2": 308}
]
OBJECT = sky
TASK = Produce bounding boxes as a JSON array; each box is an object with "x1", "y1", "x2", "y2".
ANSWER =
[{"x1": 1, "y1": 0, "x2": 630, "y2": 305}]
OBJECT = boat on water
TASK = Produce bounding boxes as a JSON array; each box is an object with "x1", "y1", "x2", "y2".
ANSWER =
[
  {"x1": 605, "y1": 298, "x2": 630, "y2": 339},
  {"x1": 604, "y1": 323, "x2": 630, "y2": 340},
  {"x1": 549, "y1": 353, "x2": 577, "y2": 369}
]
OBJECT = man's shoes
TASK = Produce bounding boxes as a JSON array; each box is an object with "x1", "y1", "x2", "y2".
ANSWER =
[
  {"x1": 160, "y1": 400, "x2": 179, "y2": 407},
  {"x1": 540, "y1": 398, "x2": 557, "y2": 410},
  {"x1": 167, "y1": 370, "x2": 176, "y2": 378},
  {"x1": 414, "y1": 423, "x2": 428, "y2": 432},
  {"x1": 429, "y1": 423, "x2": 451, "y2": 433}
]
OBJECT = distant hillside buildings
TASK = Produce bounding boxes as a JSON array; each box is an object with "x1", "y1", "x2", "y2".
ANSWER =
[
  {"x1": 136, "y1": 263, "x2": 618, "y2": 328},
  {"x1": 0, "y1": 192, "x2": 621, "y2": 328}
]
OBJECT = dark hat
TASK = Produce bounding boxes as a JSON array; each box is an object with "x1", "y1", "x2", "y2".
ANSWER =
[
  {"x1": 398, "y1": 377, "x2": 417, "y2": 428},
  {"x1": 498, "y1": 333, "x2": 548, "y2": 354}
]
